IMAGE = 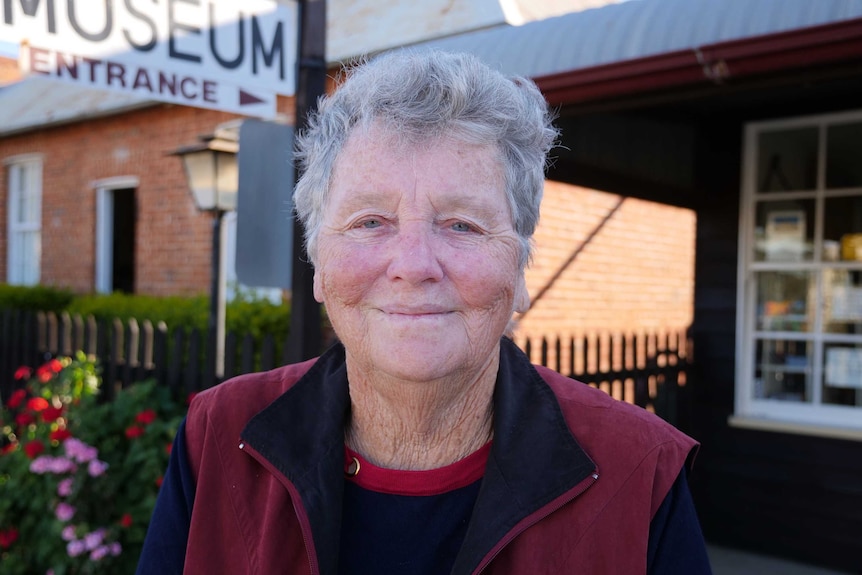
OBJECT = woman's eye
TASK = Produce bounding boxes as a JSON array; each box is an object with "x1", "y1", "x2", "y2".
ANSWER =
[
  {"x1": 360, "y1": 219, "x2": 382, "y2": 229},
  {"x1": 451, "y1": 221, "x2": 474, "y2": 232}
]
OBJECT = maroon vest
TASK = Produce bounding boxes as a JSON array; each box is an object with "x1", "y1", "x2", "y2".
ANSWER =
[{"x1": 182, "y1": 350, "x2": 696, "y2": 574}]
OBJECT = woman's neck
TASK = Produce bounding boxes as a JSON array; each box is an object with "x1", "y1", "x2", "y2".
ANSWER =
[{"x1": 344, "y1": 355, "x2": 497, "y2": 471}]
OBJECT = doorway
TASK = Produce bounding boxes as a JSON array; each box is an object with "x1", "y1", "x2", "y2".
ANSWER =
[{"x1": 95, "y1": 178, "x2": 139, "y2": 294}]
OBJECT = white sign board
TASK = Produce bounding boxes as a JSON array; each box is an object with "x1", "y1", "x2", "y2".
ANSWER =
[
  {"x1": 825, "y1": 348, "x2": 862, "y2": 389},
  {"x1": 1, "y1": 0, "x2": 297, "y2": 117}
]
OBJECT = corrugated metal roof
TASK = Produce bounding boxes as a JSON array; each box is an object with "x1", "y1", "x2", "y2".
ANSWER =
[
  {"x1": 1, "y1": 0, "x2": 861, "y2": 136},
  {"x1": 0, "y1": 76, "x2": 154, "y2": 136},
  {"x1": 415, "y1": 0, "x2": 862, "y2": 79}
]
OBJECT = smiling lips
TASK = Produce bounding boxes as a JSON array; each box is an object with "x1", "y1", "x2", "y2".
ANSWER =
[{"x1": 380, "y1": 306, "x2": 452, "y2": 317}]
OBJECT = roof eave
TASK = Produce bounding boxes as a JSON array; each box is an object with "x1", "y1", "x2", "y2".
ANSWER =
[{"x1": 536, "y1": 17, "x2": 862, "y2": 107}]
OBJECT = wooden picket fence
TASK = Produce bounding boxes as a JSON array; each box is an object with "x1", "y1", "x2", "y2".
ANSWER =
[
  {"x1": 516, "y1": 330, "x2": 692, "y2": 425},
  {"x1": 0, "y1": 309, "x2": 290, "y2": 401},
  {"x1": 1, "y1": 309, "x2": 691, "y2": 424}
]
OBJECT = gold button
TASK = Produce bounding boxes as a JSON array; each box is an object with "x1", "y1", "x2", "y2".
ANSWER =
[{"x1": 345, "y1": 457, "x2": 360, "y2": 477}]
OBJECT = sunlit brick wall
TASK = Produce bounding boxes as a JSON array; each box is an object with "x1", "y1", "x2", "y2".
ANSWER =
[
  {"x1": 0, "y1": 95, "x2": 294, "y2": 296},
  {"x1": 514, "y1": 180, "x2": 695, "y2": 353}
]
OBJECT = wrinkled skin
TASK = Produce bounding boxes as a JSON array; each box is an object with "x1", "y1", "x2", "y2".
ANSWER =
[{"x1": 314, "y1": 123, "x2": 529, "y2": 390}]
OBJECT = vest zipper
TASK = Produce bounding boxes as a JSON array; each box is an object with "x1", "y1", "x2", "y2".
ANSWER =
[
  {"x1": 471, "y1": 471, "x2": 599, "y2": 575},
  {"x1": 239, "y1": 440, "x2": 320, "y2": 575}
]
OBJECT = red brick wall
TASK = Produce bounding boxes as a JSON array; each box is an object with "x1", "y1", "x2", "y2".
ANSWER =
[
  {"x1": 0, "y1": 57, "x2": 21, "y2": 85},
  {"x1": 1, "y1": 96, "x2": 693, "y2": 344},
  {"x1": 514, "y1": 180, "x2": 695, "y2": 345},
  {"x1": 0, "y1": 95, "x2": 293, "y2": 296}
]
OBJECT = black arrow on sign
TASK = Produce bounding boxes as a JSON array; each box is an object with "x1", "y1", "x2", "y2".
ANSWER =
[{"x1": 239, "y1": 89, "x2": 266, "y2": 106}]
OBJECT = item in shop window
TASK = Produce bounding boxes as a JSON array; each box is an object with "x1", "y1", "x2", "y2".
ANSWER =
[{"x1": 840, "y1": 234, "x2": 862, "y2": 261}]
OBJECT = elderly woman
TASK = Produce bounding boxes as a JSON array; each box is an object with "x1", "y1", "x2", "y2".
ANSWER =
[{"x1": 137, "y1": 50, "x2": 712, "y2": 574}]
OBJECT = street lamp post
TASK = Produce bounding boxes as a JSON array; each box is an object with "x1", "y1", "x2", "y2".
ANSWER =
[{"x1": 172, "y1": 130, "x2": 239, "y2": 384}]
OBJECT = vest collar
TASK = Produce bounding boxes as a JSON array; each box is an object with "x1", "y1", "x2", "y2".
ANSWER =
[{"x1": 241, "y1": 338, "x2": 596, "y2": 575}]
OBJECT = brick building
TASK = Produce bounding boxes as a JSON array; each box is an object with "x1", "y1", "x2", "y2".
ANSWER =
[
  {"x1": 0, "y1": 60, "x2": 694, "y2": 344},
  {"x1": 4, "y1": 0, "x2": 861, "y2": 570}
]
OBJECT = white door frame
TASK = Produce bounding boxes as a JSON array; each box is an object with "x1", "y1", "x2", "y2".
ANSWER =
[{"x1": 93, "y1": 176, "x2": 139, "y2": 294}]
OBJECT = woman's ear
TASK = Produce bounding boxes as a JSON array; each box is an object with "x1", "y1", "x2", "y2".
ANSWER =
[
  {"x1": 313, "y1": 268, "x2": 325, "y2": 303},
  {"x1": 514, "y1": 274, "x2": 530, "y2": 314}
]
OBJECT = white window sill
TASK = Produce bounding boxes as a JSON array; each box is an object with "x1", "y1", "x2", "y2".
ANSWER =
[{"x1": 728, "y1": 415, "x2": 862, "y2": 442}]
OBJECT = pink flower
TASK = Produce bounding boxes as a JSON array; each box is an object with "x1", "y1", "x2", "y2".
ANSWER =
[
  {"x1": 30, "y1": 455, "x2": 76, "y2": 474},
  {"x1": 90, "y1": 545, "x2": 109, "y2": 561},
  {"x1": 58, "y1": 478, "x2": 74, "y2": 497},
  {"x1": 109, "y1": 541, "x2": 122, "y2": 556},
  {"x1": 55, "y1": 502, "x2": 75, "y2": 522},
  {"x1": 87, "y1": 459, "x2": 109, "y2": 477},
  {"x1": 83, "y1": 528, "x2": 105, "y2": 551},
  {"x1": 61, "y1": 525, "x2": 77, "y2": 542},
  {"x1": 66, "y1": 539, "x2": 86, "y2": 557},
  {"x1": 64, "y1": 438, "x2": 98, "y2": 463}
]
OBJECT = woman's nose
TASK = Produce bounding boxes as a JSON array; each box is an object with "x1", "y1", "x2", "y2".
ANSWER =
[{"x1": 386, "y1": 223, "x2": 445, "y2": 284}]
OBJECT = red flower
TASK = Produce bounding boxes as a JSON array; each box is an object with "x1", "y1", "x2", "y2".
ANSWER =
[
  {"x1": 7, "y1": 389, "x2": 27, "y2": 409},
  {"x1": 185, "y1": 392, "x2": 198, "y2": 406},
  {"x1": 50, "y1": 429, "x2": 72, "y2": 442},
  {"x1": 135, "y1": 409, "x2": 157, "y2": 425},
  {"x1": 15, "y1": 412, "x2": 35, "y2": 427},
  {"x1": 26, "y1": 397, "x2": 49, "y2": 412},
  {"x1": 1, "y1": 443, "x2": 17, "y2": 456},
  {"x1": 119, "y1": 513, "x2": 133, "y2": 528},
  {"x1": 42, "y1": 406, "x2": 64, "y2": 423},
  {"x1": 165, "y1": 443, "x2": 173, "y2": 455},
  {"x1": 47, "y1": 359, "x2": 63, "y2": 373},
  {"x1": 0, "y1": 527, "x2": 19, "y2": 549},
  {"x1": 36, "y1": 367, "x2": 53, "y2": 383},
  {"x1": 24, "y1": 440, "x2": 44, "y2": 459},
  {"x1": 13, "y1": 366, "x2": 31, "y2": 380},
  {"x1": 155, "y1": 476, "x2": 163, "y2": 488},
  {"x1": 125, "y1": 425, "x2": 144, "y2": 439}
]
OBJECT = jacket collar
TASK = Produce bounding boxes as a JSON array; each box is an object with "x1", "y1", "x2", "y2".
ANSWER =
[{"x1": 242, "y1": 338, "x2": 595, "y2": 575}]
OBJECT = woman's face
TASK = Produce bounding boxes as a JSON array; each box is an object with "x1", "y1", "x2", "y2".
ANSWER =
[{"x1": 313, "y1": 124, "x2": 528, "y2": 383}]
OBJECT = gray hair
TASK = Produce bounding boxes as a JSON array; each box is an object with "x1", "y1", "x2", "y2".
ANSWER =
[{"x1": 293, "y1": 49, "x2": 559, "y2": 267}]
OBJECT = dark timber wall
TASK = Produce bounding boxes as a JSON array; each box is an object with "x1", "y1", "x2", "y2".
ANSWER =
[{"x1": 554, "y1": 90, "x2": 862, "y2": 572}]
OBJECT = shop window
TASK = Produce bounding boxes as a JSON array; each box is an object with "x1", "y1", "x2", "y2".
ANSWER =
[
  {"x1": 737, "y1": 111, "x2": 862, "y2": 433},
  {"x1": 5, "y1": 155, "x2": 42, "y2": 285}
]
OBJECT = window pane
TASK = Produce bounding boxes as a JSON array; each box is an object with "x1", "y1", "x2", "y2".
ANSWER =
[
  {"x1": 823, "y1": 195, "x2": 862, "y2": 262},
  {"x1": 757, "y1": 127, "x2": 818, "y2": 192},
  {"x1": 7, "y1": 161, "x2": 42, "y2": 286},
  {"x1": 756, "y1": 271, "x2": 813, "y2": 332},
  {"x1": 823, "y1": 269, "x2": 862, "y2": 334},
  {"x1": 754, "y1": 200, "x2": 815, "y2": 262},
  {"x1": 826, "y1": 122, "x2": 862, "y2": 189},
  {"x1": 822, "y1": 343, "x2": 862, "y2": 407},
  {"x1": 754, "y1": 338, "x2": 811, "y2": 402}
]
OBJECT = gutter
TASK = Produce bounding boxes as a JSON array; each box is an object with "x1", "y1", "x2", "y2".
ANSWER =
[{"x1": 535, "y1": 17, "x2": 862, "y2": 107}]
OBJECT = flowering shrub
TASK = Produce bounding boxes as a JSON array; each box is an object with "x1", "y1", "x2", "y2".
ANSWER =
[{"x1": 0, "y1": 353, "x2": 188, "y2": 574}]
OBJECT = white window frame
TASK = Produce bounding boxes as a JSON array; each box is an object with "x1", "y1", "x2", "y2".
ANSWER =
[
  {"x1": 5, "y1": 154, "x2": 43, "y2": 286},
  {"x1": 734, "y1": 109, "x2": 862, "y2": 438}
]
